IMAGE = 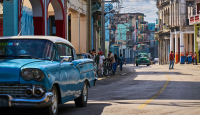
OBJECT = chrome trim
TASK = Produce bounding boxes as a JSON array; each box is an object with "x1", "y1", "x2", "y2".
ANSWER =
[
  {"x1": 34, "y1": 88, "x2": 45, "y2": 97},
  {"x1": 80, "y1": 69, "x2": 94, "y2": 74},
  {"x1": 32, "y1": 85, "x2": 35, "y2": 96},
  {"x1": 76, "y1": 61, "x2": 95, "y2": 73},
  {"x1": 0, "y1": 92, "x2": 53, "y2": 107},
  {"x1": 25, "y1": 88, "x2": 33, "y2": 97}
]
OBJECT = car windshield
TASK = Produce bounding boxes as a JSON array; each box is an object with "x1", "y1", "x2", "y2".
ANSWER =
[
  {"x1": 0, "y1": 39, "x2": 54, "y2": 60},
  {"x1": 77, "y1": 54, "x2": 87, "y2": 59},
  {"x1": 138, "y1": 54, "x2": 148, "y2": 58}
]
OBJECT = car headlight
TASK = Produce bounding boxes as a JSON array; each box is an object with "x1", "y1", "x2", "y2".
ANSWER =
[{"x1": 22, "y1": 69, "x2": 44, "y2": 81}]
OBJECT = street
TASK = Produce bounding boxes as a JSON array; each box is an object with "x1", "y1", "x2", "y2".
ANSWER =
[{"x1": 2, "y1": 64, "x2": 200, "y2": 115}]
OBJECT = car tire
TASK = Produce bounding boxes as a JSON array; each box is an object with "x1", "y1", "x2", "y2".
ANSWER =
[
  {"x1": 44, "y1": 85, "x2": 58, "y2": 115},
  {"x1": 147, "y1": 64, "x2": 150, "y2": 66},
  {"x1": 74, "y1": 82, "x2": 88, "y2": 107},
  {"x1": 136, "y1": 64, "x2": 138, "y2": 66}
]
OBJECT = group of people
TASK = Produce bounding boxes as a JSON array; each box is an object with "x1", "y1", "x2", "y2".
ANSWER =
[
  {"x1": 169, "y1": 51, "x2": 198, "y2": 70},
  {"x1": 88, "y1": 49, "x2": 125, "y2": 77}
]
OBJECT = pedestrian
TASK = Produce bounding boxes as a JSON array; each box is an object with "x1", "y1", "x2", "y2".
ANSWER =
[
  {"x1": 169, "y1": 51, "x2": 174, "y2": 69},
  {"x1": 114, "y1": 54, "x2": 118, "y2": 68},
  {"x1": 119, "y1": 54, "x2": 124, "y2": 71},
  {"x1": 88, "y1": 50, "x2": 93, "y2": 59},
  {"x1": 95, "y1": 52, "x2": 100, "y2": 70},
  {"x1": 108, "y1": 51, "x2": 116, "y2": 75},
  {"x1": 98, "y1": 51, "x2": 105, "y2": 77},
  {"x1": 193, "y1": 52, "x2": 197, "y2": 65}
]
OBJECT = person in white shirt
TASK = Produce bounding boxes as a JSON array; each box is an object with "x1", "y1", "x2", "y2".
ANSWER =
[{"x1": 98, "y1": 51, "x2": 105, "y2": 76}]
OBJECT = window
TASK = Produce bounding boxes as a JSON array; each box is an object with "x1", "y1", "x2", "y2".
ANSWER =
[{"x1": 57, "y1": 44, "x2": 73, "y2": 61}]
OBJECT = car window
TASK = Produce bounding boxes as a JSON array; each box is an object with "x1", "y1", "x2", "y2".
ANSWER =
[
  {"x1": 73, "y1": 49, "x2": 78, "y2": 60},
  {"x1": 57, "y1": 44, "x2": 73, "y2": 61},
  {"x1": 53, "y1": 45, "x2": 60, "y2": 61},
  {"x1": 0, "y1": 39, "x2": 54, "y2": 60}
]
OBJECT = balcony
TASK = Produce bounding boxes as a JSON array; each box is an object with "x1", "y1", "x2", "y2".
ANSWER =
[{"x1": 189, "y1": 14, "x2": 200, "y2": 25}]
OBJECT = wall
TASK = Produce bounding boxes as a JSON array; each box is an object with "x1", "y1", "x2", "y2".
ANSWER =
[{"x1": 3, "y1": 0, "x2": 18, "y2": 36}]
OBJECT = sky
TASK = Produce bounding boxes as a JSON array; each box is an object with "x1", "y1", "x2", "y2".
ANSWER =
[{"x1": 119, "y1": 0, "x2": 158, "y2": 23}]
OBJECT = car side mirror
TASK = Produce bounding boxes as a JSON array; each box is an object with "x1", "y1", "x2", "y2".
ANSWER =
[{"x1": 60, "y1": 57, "x2": 70, "y2": 63}]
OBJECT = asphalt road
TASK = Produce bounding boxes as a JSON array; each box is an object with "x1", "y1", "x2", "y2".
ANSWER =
[{"x1": 2, "y1": 64, "x2": 200, "y2": 115}]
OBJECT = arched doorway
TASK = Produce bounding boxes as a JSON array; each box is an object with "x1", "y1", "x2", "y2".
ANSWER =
[
  {"x1": 48, "y1": 0, "x2": 66, "y2": 38},
  {"x1": 19, "y1": 0, "x2": 66, "y2": 38}
]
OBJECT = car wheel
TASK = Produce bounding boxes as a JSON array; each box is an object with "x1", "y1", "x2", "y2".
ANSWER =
[
  {"x1": 44, "y1": 85, "x2": 58, "y2": 115},
  {"x1": 136, "y1": 64, "x2": 138, "y2": 66},
  {"x1": 147, "y1": 64, "x2": 150, "y2": 66},
  {"x1": 74, "y1": 82, "x2": 88, "y2": 107}
]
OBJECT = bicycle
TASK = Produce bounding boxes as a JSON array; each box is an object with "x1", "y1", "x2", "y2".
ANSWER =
[{"x1": 103, "y1": 58, "x2": 113, "y2": 76}]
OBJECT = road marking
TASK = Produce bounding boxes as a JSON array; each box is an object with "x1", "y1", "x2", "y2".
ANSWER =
[{"x1": 138, "y1": 70, "x2": 171, "y2": 109}]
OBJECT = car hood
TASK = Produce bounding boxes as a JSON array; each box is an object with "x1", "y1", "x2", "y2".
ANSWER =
[{"x1": 0, "y1": 59, "x2": 43, "y2": 83}]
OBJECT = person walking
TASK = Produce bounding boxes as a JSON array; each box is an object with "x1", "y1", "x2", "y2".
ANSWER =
[
  {"x1": 193, "y1": 52, "x2": 197, "y2": 65},
  {"x1": 119, "y1": 54, "x2": 124, "y2": 71},
  {"x1": 98, "y1": 51, "x2": 105, "y2": 77},
  {"x1": 114, "y1": 54, "x2": 118, "y2": 68},
  {"x1": 169, "y1": 51, "x2": 174, "y2": 69},
  {"x1": 95, "y1": 52, "x2": 100, "y2": 66},
  {"x1": 108, "y1": 51, "x2": 116, "y2": 75}
]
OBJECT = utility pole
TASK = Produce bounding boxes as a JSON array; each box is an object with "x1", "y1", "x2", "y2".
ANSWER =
[
  {"x1": 101, "y1": 0, "x2": 105, "y2": 54},
  {"x1": 87, "y1": 0, "x2": 91, "y2": 52}
]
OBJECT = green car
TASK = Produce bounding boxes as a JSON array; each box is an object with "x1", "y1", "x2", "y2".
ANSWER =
[{"x1": 135, "y1": 53, "x2": 151, "y2": 66}]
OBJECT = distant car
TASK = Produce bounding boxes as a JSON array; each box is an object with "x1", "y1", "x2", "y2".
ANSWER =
[
  {"x1": 135, "y1": 53, "x2": 151, "y2": 66},
  {"x1": 77, "y1": 53, "x2": 93, "y2": 59},
  {"x1": 0, "y1": 36, "x2": 98, "y2": 115},
  {"x1": 153, "y1": 58, "x2": 159, "y2": 64}
]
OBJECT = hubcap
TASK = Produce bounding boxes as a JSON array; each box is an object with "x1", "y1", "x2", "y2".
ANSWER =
[
  {"x1": 83, "y1": 84, "x2": 87, "y2": 102},
  {"x1": 52, "y1": 90, "x2": 57, "y2": 113}
]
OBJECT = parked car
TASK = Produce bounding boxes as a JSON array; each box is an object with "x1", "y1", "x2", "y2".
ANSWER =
[
  {"x1": 153, "y1": 58, "x2": 159, "y2": 64},
  {"x1": 77, "y1": 53, "x2": 93, "y2": 59},
  {"x1": 0, "y1": 36, "x2": 98, "y2": 115},
  {"x1": 135, "y1": 53, "x2": 151, "y2": 66}
]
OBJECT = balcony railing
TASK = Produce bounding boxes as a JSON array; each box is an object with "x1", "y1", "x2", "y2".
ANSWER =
[{"x1": 189, "y1": 14, "x2": 200, "y2": 25}]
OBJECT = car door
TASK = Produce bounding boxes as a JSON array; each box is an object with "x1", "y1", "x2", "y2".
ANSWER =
[{"x1": 57, "y1": 44, "x2": 77, "y2": 98}]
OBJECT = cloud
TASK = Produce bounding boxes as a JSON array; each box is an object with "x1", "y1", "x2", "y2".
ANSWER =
[{"x1": 120, "y1": 0, "x2": 157, "y2": 23}]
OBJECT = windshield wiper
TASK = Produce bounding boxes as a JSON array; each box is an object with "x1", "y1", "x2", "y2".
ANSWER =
[
  {"x1": 0, "y1": 55, "x2": 13, "y2": 59},
  {"x1": 13, "y1": 55, "x2": 32, "y2": 59}
]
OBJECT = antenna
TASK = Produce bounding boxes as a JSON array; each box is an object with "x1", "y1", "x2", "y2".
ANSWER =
[{"x1": 18, "y1": 23, "x2": 25, "y2": 37}]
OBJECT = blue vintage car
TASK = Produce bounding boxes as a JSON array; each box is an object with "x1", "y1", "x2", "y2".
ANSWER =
[{"x1": 0, "y1": 36, "x2": 98, "y2": 115}]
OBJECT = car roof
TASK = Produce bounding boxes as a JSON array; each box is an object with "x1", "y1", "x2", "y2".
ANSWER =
[{"x1": 0, "y1": 36, "x2": 74, "y2": 48}]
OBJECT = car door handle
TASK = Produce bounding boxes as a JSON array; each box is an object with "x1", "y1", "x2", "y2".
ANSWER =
[
  {"x1": 79, "y1": 66, "x2": 83, "y2": 68},
  {"x1": 70, "y1": 63, "x2": 74, "y2": 65}
]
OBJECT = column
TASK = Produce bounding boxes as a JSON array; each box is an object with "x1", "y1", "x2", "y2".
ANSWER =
[
  {"x1": 175, "y1": 30, "x2": 179, "y2": 63},
  {"x1": 172, "y1": 4, "x2": 174, "y2": 26},
  {"x1": 66, "y1": 3, "x2": 69, "y2": 40},
  {"x1": 87, "y1": 0, "x2": 92, "y2": 52},
  {"x1": 194, "y1": 26, "x2": 199, "y2": 63},
  {"x1": 3, "y1": 0, "x2": 18, "y2": 36},
  {"x1": 170, "y1": 3, "x2": 171, "y2": 26},
  {"x1": 170, "y1": 33, "x2": 174, "y2": 52},
  {"x1": 80, "y1": 15, "x2": 87, "y2": 53},
  {"x1": 184, "y1": 33, "x2": 186, "y2": 56},
  {"x1": 186, "y1": 34, "x2": 189, "y2": 56},
  {"x1": 71, "y1": 11, "x2": 80, "y2": 53},
  {"x1": 189, "y1": 34, "x2": 193, "y2": 55},
  {"x1": 180, "y1": 32, "x2": 184, "y2": 57},
  {"x1": 174, "y1": 2, "x2": 176, "y2": 26}
]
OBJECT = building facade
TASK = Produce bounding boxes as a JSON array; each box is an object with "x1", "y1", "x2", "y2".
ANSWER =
[{"x1": 156, "y1": 0, "x2": 195, "y2": 64}]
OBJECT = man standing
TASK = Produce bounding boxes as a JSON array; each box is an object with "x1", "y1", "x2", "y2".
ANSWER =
[
  {"x1": 193, "y1": 52, "x2": 197, "y2": 65},
  {"x1": 169, "y1": 51, "x2": 174, "y2": 69},
  {"x1": 119, "y1": 54, "x2": 124, "y2": 71},
  {"x1": 99, "y1": 51, "x2": 105, "y2": 77},
  {"x1": 108, "y1": 51, "x2": 116, "y2": 75}
]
